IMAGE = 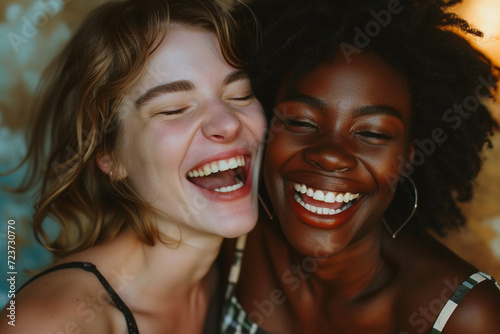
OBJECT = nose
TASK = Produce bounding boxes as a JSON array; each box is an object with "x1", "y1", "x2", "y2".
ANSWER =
[
  {"x1": 303, "y1": 140, "x2": 357, "y2": 172},
  {"x1": 201, "y1": 104, "x2": 242, "y2": 143}
]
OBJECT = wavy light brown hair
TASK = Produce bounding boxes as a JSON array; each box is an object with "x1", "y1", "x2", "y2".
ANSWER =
[{"x1": 14, "y1": 0, "x2": 257, "y2": 259}]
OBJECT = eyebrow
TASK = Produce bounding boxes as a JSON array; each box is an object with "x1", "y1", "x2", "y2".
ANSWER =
[
  {"x1": 135, "y1": 80, "x2": 194, "y2": 109},
  {"x1": 223, "y1": 70, "x2": 249, "y2": 86},
  {"x1": 134, "y1": 70, "x2": 249, "y2": 110},
  {"x1": 354, "y1": 105, "x2": 403, "y2": 120},
  {"x1": 280, "y1": 92, "x2": 327, "y2": 110},
  {"x1": 280, "y1": 92, "x2": 403, "y2": 120}
]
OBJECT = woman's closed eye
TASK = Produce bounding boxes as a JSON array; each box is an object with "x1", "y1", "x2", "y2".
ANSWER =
[
  {"x1": 156, "y1": 107, "x2": 189, "y2": 116},
  {"x1": 279, "y1": 117, "x2": 319, "y2": 133},
  {"x1": 226, "y1": 93, "x2": 255, "y2": 106},
  {"x1": 355, "y1": 130, "x2": 395, "y2": 144}
]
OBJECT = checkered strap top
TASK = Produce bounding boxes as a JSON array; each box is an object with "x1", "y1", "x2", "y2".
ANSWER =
[
  {"x1": 430, "y1": 271, "x2": 500, "y2": 333},
  {"x1": 221, "y1": 235, "x2": 268, "y2": 334}
]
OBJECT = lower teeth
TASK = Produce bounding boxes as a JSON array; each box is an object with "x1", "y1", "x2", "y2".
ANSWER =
[
  {"x1": 214, "y1": 180, "x2": 244, "y2": 193},
  {"x1": 294, "y1": 192, "x2": 353, "y2": 215}
]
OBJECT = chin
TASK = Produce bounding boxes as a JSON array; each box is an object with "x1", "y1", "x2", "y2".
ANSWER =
[
  {"x1": 282, "y1": 224, "x2": 347, "y2": 259},
  {"x1": 213, "y1": 210, "x2": 258, "y2": 238}
]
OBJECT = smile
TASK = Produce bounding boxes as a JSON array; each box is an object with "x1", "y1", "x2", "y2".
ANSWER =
[
  {"x1": 292, "y1": 182, "x2": 360, "y2": 215},
  {"x1": 187, "y1": 155, "x2": 247, "y2": 193}
]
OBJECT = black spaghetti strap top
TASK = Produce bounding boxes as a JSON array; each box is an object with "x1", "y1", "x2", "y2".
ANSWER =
[{"x1": 18, "y1": 261, "x2": 139, "y2": 334}]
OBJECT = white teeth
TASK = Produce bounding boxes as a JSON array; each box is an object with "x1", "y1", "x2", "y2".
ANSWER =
[
  {"x1": 211, "y1": 163, "x2": 219, "y2": 173},
  {"x1": 336, "y1": 193, "x2": 344, "y2": 203},
  {"x1": 214, "y1": 180, "x2": 244, "y2": 193},
  {"x1": 313, "y1": 190, "x2": 324, "y2": 201},
  {"x1": 344, "y1": 192, "x2": 352, "y2": 203},
  {"x1": 203, "y1": 165, "x2": 212, "y2": 176},
  {"x1": 324, "y1": 192, "x2": 336, "y2": 203},
  {"x1": 293, "y1": 192, "x2": 353, "y2": 216},
  {"x1": 188, "y1": 155, "x2": 246, "y2": 178},
  {"x1": 293, "y1": 183, "x2": 359, "y2": 204},
  {"x1": 228, "y1": 158, "x2": 238, "y2": 169},
  {"x1": 219, "y1": 160, "x2": 229, "y2": 171}
]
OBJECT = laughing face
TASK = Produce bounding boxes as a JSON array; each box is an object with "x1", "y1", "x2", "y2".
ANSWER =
[
  {"x1": 264, "y1": 52, "x2": 413, "y2": 257},
  {"x1": 113, "y1": 25, "x2": 266, "y2": 239}
]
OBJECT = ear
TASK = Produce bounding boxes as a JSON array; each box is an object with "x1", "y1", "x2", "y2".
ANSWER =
[{"x1": 96, "y1": 152, "x2": 128, "y2": 180}]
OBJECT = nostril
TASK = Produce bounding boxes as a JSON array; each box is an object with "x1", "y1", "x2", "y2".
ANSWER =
[
  {"x1": 310, "y1": 160, "x2": 351, "y2": 172},
  {"x1": 212, "y1": 134, "x2": 225, "y2": 140},
  {"x1": 310, "y1": 161, "x2": 323, "y2": 169}
]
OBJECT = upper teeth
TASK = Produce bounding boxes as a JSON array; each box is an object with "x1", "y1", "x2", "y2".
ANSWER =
[
  {"x1": 188, "y1": 155, "x2": 245, "y2": 178},
  {"x1": 293, "y1": 183, "x2": 359, "y2": 203}
]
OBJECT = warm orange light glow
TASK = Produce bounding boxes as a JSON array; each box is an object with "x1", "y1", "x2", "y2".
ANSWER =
[
  {"x1": 454, "y1": 0, "x2": 500, "y2": 119},
  {"x1": 454, "y1": 0, "x2": 500, "y2": 64}
]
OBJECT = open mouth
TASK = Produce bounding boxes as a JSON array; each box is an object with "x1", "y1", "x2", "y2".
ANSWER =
[
  {"x1": 187, "y1": 155, "x2": 248, "y2": 193},
  {"x1": 292, "y1": 182, "x2": 360, "y2": 215}
]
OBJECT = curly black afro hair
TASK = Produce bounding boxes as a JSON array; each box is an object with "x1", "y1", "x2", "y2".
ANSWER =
[{"x1": 249, "y1": 0, "x2": 500, "y2": 237}]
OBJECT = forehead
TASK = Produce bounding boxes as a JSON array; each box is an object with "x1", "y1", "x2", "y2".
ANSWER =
[
  {"x1": 121, "y1": 24, "x2": 233, "y2": 109},
  {"x1": 280, "y1": 52, "x2": 412, "y2": 116},
  {"x1": 146, "y1": 24, "x2": 222, "y2": 78}
]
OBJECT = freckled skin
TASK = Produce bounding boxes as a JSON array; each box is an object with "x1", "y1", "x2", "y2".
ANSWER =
[{"x1": 233, "y1": 52, "x2": 500, "y2": 334}]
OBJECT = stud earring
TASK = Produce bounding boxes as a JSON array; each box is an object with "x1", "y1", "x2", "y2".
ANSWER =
[{"x1": 383, "y1": 176, "x2": 418, "y2": 238}]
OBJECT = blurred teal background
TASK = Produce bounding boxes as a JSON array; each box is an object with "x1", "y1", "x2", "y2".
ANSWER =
[{"x1": 0, "y1": 0, "x2": 106, "y2": 308}]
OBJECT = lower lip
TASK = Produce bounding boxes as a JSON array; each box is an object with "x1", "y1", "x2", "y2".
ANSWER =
[{"x1": 287, "y1": 186, "x2": 363, "y2": 229}]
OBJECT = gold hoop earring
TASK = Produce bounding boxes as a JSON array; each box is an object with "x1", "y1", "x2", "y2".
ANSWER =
[
  {"x1": 383, "y1": 176, "x2": 418, "y2": 238},
  {"x1": 258, "y1": 195, "x2": 274, "y2": 220}
]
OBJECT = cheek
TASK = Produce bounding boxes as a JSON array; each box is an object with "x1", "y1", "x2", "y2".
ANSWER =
[
  {"x1": 264, "y1": 133, "x2": 291, "y2": 174},
  {"x1": 249, "y1": 103, "x2": 267, "y2": 142},
  {"x1": 121, "y1": 122, "x2": 185, "y2": 180},
  {"x1": 360, "y1": 146, "x2": 409, "y2": 190},
  {"x1": 263, "y1": 132, "x2": 300, "y2": 195}
]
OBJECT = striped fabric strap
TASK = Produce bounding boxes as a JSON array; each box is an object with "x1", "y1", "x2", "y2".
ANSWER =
[{"x1": 430, "y1": 271, "x2": 499, "y2": 333}]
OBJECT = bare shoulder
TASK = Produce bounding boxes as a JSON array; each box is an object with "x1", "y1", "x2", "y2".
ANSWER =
[
  {"x1": 440, "y1": 273, "x2": 500, "y2": 333},
  {"x1": 384, "y1": 232, "x2": 499, "y2": 332},
  {"x1": 0, "y1": 265, "x2": 122, "y2": 334}
]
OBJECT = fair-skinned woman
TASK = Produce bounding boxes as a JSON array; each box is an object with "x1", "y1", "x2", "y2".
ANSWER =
[{"x1": 0, "y1": 1, "x2": 266, "y2": 333}]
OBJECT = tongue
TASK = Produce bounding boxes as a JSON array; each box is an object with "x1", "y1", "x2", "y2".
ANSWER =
[{"x1": 189, "y1": 169, "x2": 238, "y2": 190}]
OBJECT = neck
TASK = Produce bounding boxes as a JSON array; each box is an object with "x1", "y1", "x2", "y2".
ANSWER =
[
  {"x1": 287, "y1": 227, "x2": 393, "y2": 300},
  {"x1": 79, "y1": 223, "x2": 223, "y2": 312}
]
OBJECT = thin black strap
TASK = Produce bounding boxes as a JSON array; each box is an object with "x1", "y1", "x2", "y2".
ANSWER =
[{"x1": 18, "y1": 261, "x2": 139, "y2": 334}]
